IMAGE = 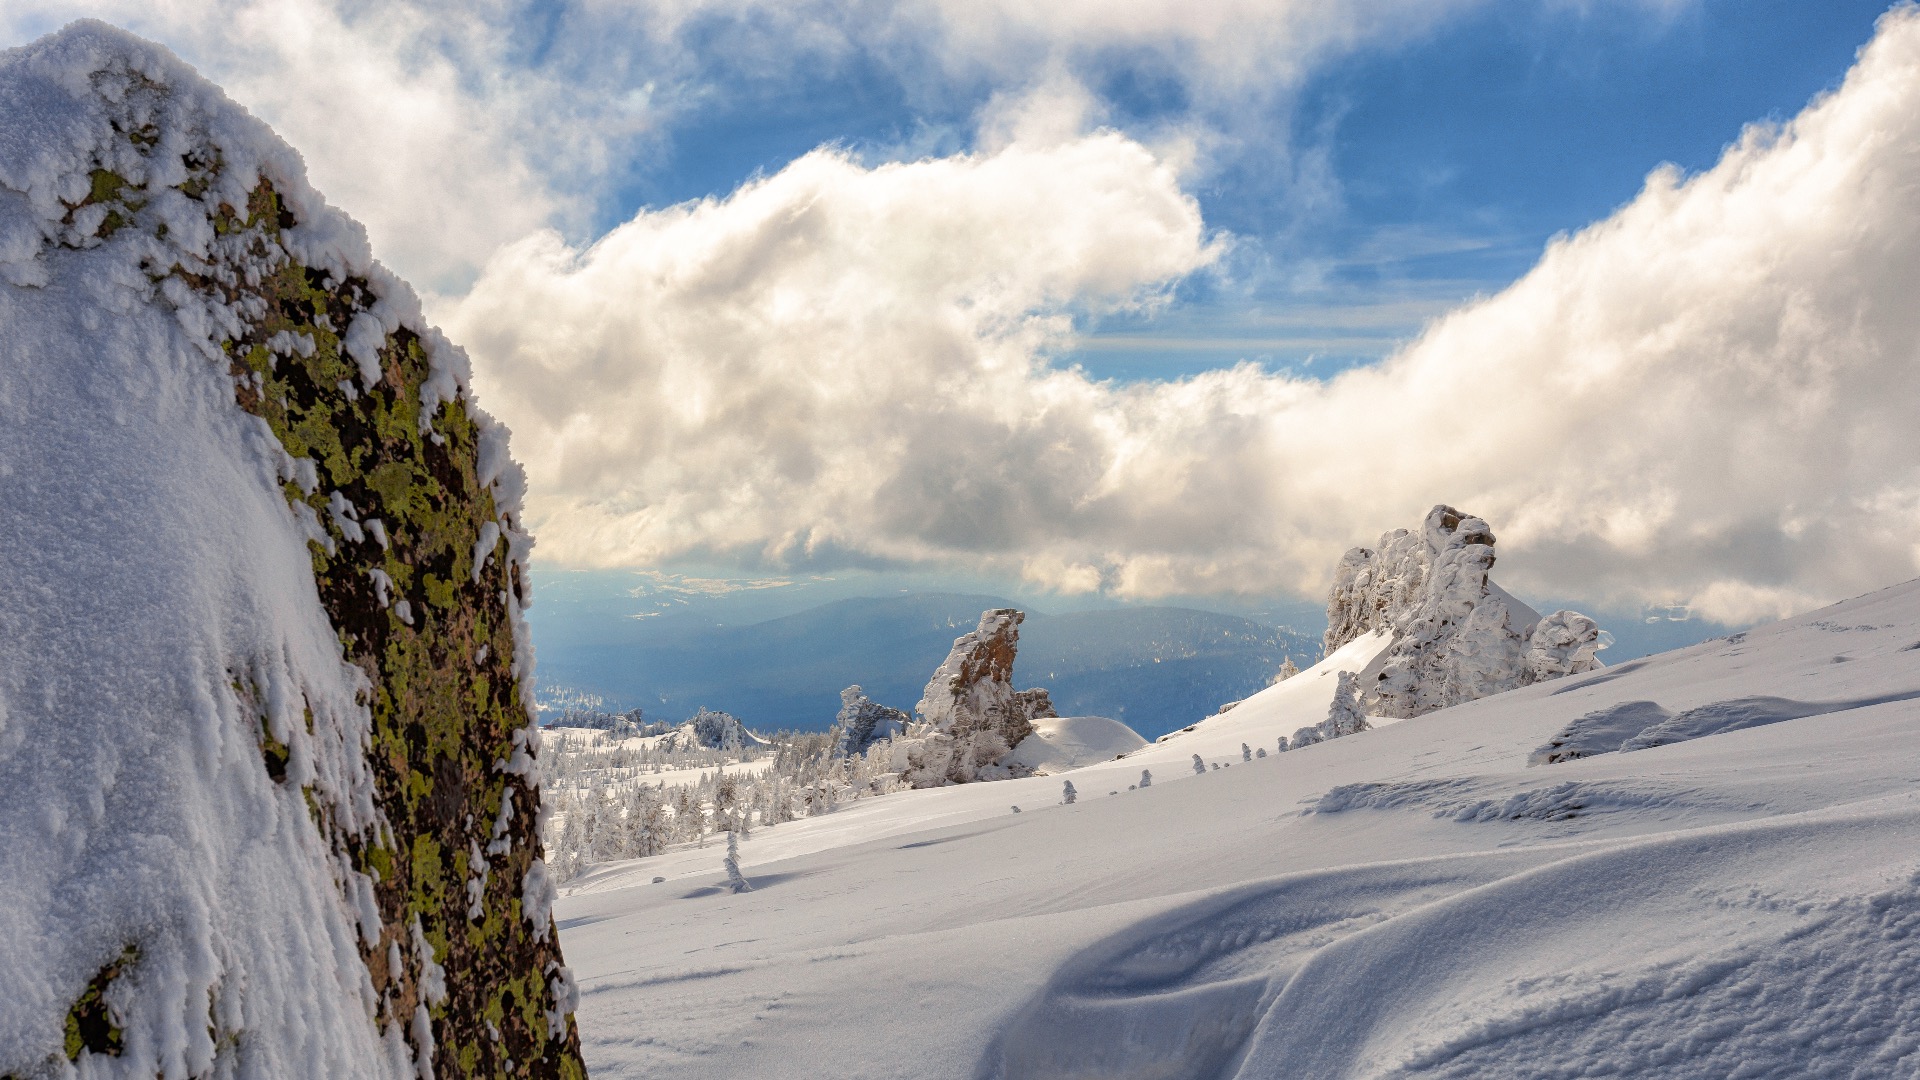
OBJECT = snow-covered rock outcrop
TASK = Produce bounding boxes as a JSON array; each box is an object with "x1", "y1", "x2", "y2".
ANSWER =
[
  {"x1": 1324, "y1": 505, "x2": 1605, "y2": 718},
  {"x1": 655, "y1": 707, "x2": 766, "y2": 753},
  {"x1": 0, "y1": 23, "x2": 582, "y2": 1078},
  {"x1": 900, "y1": 608, "x2": 1056, "y2": 786},
  {"x1": 830, "y1": 686, "x2": 910, "y2": 759}
]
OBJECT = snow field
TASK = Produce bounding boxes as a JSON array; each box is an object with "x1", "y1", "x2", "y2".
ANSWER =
[{"x1": 556, "y1": 581, "x2": 1920, "y2": 1077}]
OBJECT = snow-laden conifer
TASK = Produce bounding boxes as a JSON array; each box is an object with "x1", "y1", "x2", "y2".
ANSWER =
[
  {"x1": 724, "y1": 830, "x2": 752, "y2": 893},
  {"x1": 1323, "y1": 671, "x2": 1370, "y2": 740},
  {"x1": 1193, "y1": 754, "x2": 1206, "y2": 776},
  {"x1": 1062, "y1": 781, "x2": 1077, "y2": 805}
]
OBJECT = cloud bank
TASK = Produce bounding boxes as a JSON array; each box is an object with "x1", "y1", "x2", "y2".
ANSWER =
[{"x1": 453, "y1": 7, "x2": 1920, "y2": 622}]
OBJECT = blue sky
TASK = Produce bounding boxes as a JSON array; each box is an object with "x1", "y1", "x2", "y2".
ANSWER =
[
  {"x1": 9, "y1": 0, "x2": 1917, "y2": 627},
  {"x1": 600, "y1": 0, "x2": 1891, "y2": 381}
]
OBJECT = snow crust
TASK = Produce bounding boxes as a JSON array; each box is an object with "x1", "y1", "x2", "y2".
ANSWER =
[{"x1": 555, "y1": 579, "x2": 1920, "y2": 1078}]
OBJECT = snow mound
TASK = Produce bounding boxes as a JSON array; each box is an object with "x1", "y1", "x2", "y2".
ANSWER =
[
  {"x1": 1008, "y1": 716, "x2": 1149, "y2": 774},
  {"x1": 0, "y1": 21, "x2": 580, "y2": 1078}
]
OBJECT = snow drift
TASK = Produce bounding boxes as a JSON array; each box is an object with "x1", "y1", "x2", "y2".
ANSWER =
[
  {"x1": 555, "y1": 575, "x2": 1920, "y2": 1080},
  {"x1": 1007, "y1": 716, "x2": 1149, "y2": 775},
  {"x1": 0, "y1": 22, "x2": 583, "y2": 1078}
]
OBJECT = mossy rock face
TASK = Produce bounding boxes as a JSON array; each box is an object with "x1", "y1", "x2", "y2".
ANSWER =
[
  {"x1": 64, "y1": 948, "x2": 135, "y2": 1061},
  {"x1": 55, "y1": 116, "x2": 587, "y2": 1078}
]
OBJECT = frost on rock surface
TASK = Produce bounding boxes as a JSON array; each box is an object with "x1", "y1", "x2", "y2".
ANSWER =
[
  {"x1": 902, "y1": 608, "x2": 1055, "y2": 786},
  {"x1": 829, "y1": 686, "x2": 909, "y2": 759},
  {"x1": 0, "y1": 22, "x2": 583, "y2": 1079},
  {"x1": 1323, "y1": 505, "x2": 1605, "y2": 718}
]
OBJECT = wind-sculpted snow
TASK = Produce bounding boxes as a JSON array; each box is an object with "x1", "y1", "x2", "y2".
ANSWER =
[
  {"x1": 552, "y1": 575, "x2": 1920, "y2": 1080},
  {"x1": 1619, "y1": 691, "x2": 1920, "y2": 751},
  {"x1": 0, "y1": 22, "x2": 582, "y2": 1079},
  {"x1": 1528, "y1": 700, "x2": 1673, "y2": 764},
  {"x1": 1230, "y1": 805, "x2": 1920, "y2": 1078},
  {"x1": 983, "y1": 805, "x2": 1920, "y2": 1080},
  {"x1": 1310, "y1": 776, "x2": 1734, "y2": 825},
  {"x1": 1531, "y1": 690, "x2": 1920, "y2": 763},
  {"x1": 976, "y1": 855, "x2": 1551, "y2": 1080}
]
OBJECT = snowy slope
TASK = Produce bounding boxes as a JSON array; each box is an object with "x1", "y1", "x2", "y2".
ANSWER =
[{"x1": 555, "y1": 582, "x2": 1920, "y2": 1078}]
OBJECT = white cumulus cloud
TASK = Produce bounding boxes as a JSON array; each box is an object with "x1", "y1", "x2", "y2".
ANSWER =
[
  {"x1": 1, "y1": 0, "x2": 643, "y2": 292},
  {"x1": 452, "y1": 7, "x2": 1920, "y2": 623}
]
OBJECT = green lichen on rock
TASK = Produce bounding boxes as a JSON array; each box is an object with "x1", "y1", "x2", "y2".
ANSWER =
[
  {"x1": 64, "y1": 947, "x2": 136, "y2": 1061},
  {"x1": 76, "y1": 122, "x2": 586, "y2": 1077}
]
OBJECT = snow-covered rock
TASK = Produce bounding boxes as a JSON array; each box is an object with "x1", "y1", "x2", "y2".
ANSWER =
[
  {"x1": 1016, "y1": 687, "x2": 1060, "y2": 721},
  {"x1": 1325, "y1": 505, "x2": 1605, "y2": 717},
  {"x1": 655, "y1": 707, "x2": 766, "y2": 753},
  {"x1": 1007, "y1": 716, "x2": 1149, "y2": 774},
  {"x1": 902, "y1": 608, "x2": 1057, "y2": 785},
  {"x1": 0, "y1": 22, "x2": 581, "y2": 1078},
  {"x1": 830, "y1": 686, "x2": 910, "y2": 758},
  {"x1": 556, "y1": 573, "x2": 1920, "y2": 1080}
]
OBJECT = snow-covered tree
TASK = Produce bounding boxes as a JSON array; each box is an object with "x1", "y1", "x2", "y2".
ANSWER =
[
  {"x1": 1256, "y1": 747, "x2": 1267, "y2": 758},
  {"x1": 1192, "y1": 754, "x2": 1206, "y2": 776},
  {"x1": 1272, "y1": 656, "x2": 1301, "y2": 684},
  {"x1": 724, "y1": 830, "x2": 751, "y2": 893},
  {"x1": 1062, "y1": 780, "x2": 1077, "y2": 805},
  {"x1": 1277, "y1": 735, "x2": 1290, "y2": 754},
  {"x1": 1139, "y1": 770, "x2": 1152, "y2": 788},
  {"x1": 1322, "y1": 671, "x2": 1370, "y2": 740},
  {"x1": 1241, "y1": 743, "x2": 1252, "y2": 762}
]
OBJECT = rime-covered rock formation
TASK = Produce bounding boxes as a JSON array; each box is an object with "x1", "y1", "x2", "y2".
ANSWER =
[
  {"x1": 1324, "y1": 505, "x2": 1605, "y2": 718},
  {"x1": 0, "y1": 23, "x2": 582, "y2": 1078},
  {"x1": 1017, "y1": 687, "x2": 1060, "y2": 721},
  {"x1": 655, "y1": 707, "x2": 766, "y2": 753},
  {"x1": 830, "y1": 686, "x2": 910, "y2": 758},
  {"x1": 900, "y1": 608, "x2": 1055, "y2": 786}
]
